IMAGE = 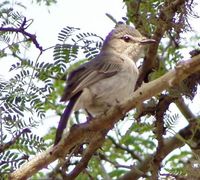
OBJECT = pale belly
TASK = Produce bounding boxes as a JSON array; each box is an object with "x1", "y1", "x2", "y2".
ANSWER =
[{"x1": 76, "y1": 69, "x2": 138, "y2": 116}]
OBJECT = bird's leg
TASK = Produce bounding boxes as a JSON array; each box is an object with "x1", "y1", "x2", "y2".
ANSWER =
[
  {"x1": 74, "y1": 111, "x2": 80, "y2": 124},
  {"x1": 85, "y1": 109, "x2": 93, "y2": 122},
  {"x1": 121, "y1": 113, "x2": 128, "y2": 121}
]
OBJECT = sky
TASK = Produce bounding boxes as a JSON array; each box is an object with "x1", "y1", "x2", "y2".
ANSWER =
[
  {"x1": 22, "y1": 0, "x2": 127, "y2": 48},
  {"x1": 2, "y1": 0, "x2": 200, "y2": 135}
]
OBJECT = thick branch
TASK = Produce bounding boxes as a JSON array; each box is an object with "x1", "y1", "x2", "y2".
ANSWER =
[{"x1": 9, "y1": 54, "x2": 200, "y2": 179}]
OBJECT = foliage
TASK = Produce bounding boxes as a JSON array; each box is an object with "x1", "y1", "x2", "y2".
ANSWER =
[
  {"x1": 0, "y1": 1, "x2": 50, "y2": 178},
  {"x1": 32, "y1": 0, "x2": 57, "y2": 6},
  {"x1": 0, "y1": 0, "x2": 103, "y2": 177},
  {"x1": 0, "y1": 0, "x2": 200, "y2": 179}
]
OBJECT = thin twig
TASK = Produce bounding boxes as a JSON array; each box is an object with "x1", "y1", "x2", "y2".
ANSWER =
[
  {"x1": 0, "y1": 128, "x2": 31, "y2": 153},
  {"x1": 108, "y1": 135, "x2": 142, "y2": 162},
  {"x1": 0, "y1": 18, "x2": 43, "y2": 51}
]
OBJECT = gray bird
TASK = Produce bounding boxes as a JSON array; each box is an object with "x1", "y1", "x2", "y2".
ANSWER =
[{"x1": 54, "y1": 24, "x2": 155, "y2": 145}]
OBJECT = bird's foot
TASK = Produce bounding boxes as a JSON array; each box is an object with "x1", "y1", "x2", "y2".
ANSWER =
[
  {"x1": 85, "y1": 109, "x2": 94, "y2": 122},
  {"x1": 86, "y1": 114, "x2": 93, "y2": 122}
]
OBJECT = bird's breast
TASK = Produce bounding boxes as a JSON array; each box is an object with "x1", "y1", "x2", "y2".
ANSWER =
[{"x1": 78, "y1": 58, "x2": 139, "y2": 116}]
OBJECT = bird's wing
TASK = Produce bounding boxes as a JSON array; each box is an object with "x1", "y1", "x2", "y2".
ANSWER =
[{"x1": 61, "y1": 52, "x2": 124, "y2": 101}]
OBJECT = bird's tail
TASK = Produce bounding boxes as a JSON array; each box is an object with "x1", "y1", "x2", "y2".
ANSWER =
[{"x1": 54, "y1": 91, "x2": 82, "y2": 145}]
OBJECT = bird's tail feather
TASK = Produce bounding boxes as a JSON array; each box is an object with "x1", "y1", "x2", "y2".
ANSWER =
[{"x1": 54, "y1": 91, "x2": 82, "y2": 145}]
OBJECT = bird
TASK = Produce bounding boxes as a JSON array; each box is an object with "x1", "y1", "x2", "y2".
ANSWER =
[{"x1": 54, "y1": 24, "x2": 156, "y2": 145}]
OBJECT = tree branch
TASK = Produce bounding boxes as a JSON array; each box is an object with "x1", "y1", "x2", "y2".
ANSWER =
[
  {"x1": 118, "y1": 119, "x2": 200, "y2": 180},
  {"x1": 66, "y1": 131, "x2": 106, "y2": 179},
  {"x1": 118, "y1": 128, "x2": 185, "y2": 180},
  {"x1": 129, "y1": 0, "x2": 190, "y2": 87},
  {"x1": 108, "y1": 135, "x2": 142, "y2": 162},
  {"x1": 151, "y1": 95, "x2": 175, "y2": 179},
  {"x1": 9, "y1": 54, "x2": 200, "y2": 179},
  {"x1": 0, "y1": 128, "x2": 31, "y2": 153},
  {"x1": 0, "y1": 17, "x2": 43, "y2": 52}
]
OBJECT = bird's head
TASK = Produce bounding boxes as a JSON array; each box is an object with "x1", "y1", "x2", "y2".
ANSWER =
[{"x1": 102, "y1": 24, "x2": 156, "y2": 61}]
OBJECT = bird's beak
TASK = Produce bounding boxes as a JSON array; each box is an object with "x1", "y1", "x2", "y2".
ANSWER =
[{"x1": 140, "y1": 38, "x2": 156, "y2": 44}]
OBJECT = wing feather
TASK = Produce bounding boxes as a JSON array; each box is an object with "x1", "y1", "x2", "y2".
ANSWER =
[{"x1": 61, "y1": 52, "x2": 124, "y2": 101}]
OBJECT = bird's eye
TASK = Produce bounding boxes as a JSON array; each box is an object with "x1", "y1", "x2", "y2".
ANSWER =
[{"x1": 122, "y1": 35, "x2": 131, "y2": 42}]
